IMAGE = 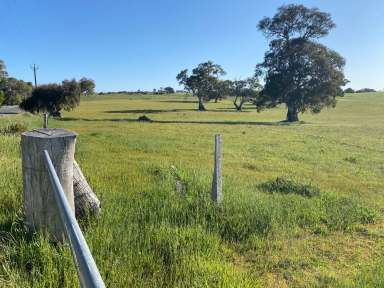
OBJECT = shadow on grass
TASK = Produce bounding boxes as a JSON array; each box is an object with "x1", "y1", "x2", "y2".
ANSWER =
[
  {"x1": 58, "y1": 117, "x2": 307, "y2": 126},
  {"x1": 105, "y1": 108, "x2": 196, "y2": 114},
  {"x1": 215, "y1": 107, "x2": 255, "y2": 112},
  {"x1": 156, "y1": 99, "x2": 197, "y2": 104},
  {"x1": 105, "y1": 108, "x2": 253, "y2": 113}
]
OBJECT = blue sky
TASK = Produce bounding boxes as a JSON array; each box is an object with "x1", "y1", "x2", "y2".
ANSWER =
[{"x1": 1, "y1": 0, "x2": 383, "y2": 92}]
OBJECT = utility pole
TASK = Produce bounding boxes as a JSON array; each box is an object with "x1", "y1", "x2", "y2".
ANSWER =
[
  {"x1": 30, "y1": 64, "x2": 46, "y2": 127},
  {"x1": 30, "y1": 64, "x2": 39, "y2": 88}
]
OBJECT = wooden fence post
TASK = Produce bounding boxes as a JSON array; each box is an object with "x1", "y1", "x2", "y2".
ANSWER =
[
  {"x1": 73, "y1": 160, "x2": 101, "y2": 218},
  {"x1": 21, "y1": 128, "x2": 77, "y2": 241},
  {"x1": 211, "y1": 134, "x2": 222, "y2": 204}
]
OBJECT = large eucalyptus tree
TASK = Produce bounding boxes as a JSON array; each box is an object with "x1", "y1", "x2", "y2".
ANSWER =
[{"x1": 255, "y1": 4, "x2": 347, "y2": 121}]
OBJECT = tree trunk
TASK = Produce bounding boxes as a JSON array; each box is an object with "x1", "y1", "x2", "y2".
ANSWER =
[
  {"x1": 233, "y1": 96, "x2": 241, "y2": 111},
  {"x1": 234, "y1": 96, "x2": 246, "y2": 111},
  {"x1": 286, "y1": 103, "x2": 299, "y2": 122},
  {"x1": 198, "y1": 96, "x2": 206, "y2": 111}
]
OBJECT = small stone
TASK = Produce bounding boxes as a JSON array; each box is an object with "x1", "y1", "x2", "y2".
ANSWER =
[{"x1": 175, "y1": 180, "x2": 186, "y2": 194}]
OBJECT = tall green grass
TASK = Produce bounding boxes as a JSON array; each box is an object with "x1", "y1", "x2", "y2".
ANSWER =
[{"x1": 0, "y1": 92, "x2": 383, "y2": 287}]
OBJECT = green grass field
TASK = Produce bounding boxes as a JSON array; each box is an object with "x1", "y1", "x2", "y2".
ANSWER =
[{"x1": 1, "y1": 92, "x2": 384, "y2": 287}]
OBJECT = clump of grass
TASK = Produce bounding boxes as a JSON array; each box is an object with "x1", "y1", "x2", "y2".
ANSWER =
[
  {"x1": 0, "y1": 122, "x2": 28, "y2": 135},
  {"x1": 259, "y1": 177, "x2": 320, "y2": 197},
  {"x1": 243, "y1": 163, "x2": 258, "y2": 171},
  {"x1": 344, "y1": 156, "x2": 358, "y2": 164},
  {"x1": 217, "y1": 178, "x2": 378, "y2": 241},
  {"x1": 320, "y1": 194, "x2": 378, "y2": 231}
]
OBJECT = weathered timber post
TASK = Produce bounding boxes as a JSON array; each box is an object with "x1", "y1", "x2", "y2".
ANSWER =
[
  {"x1": 211, "y1": 134, "x2": 222, "y2": 204},
  {"x1": 73, "y1": 160, "x2": 101, "y2": 218},
  {"x1": 21, "y1": 128, "x2": 77, "y2": 241}
]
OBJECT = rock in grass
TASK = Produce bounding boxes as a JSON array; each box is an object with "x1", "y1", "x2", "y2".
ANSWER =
[
  {"x1": 171, "y1": 165, "x2": 186, "y2": 194},
  {"x1": 175, "y1": 179, "x2": 186, "y2": 194},
  {"x1": 138, "y1": 115, "x2": 152, "y2": 122},
  {"x1": 73, "y1": 160, "x2": 101, "y2": 219}
]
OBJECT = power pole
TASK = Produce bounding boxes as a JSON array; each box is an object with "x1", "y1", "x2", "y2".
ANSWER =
[
  {"x1": 30, "y1": 64, "x2": 39, "y2": 88},
  {"x1": 30, "y1": 64, "x2": 46, "y2": 127}
]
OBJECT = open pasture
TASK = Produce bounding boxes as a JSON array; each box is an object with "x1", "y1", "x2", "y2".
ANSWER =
[{"x1": 1, "y1": 92, "x2": 384, "y2": 287}]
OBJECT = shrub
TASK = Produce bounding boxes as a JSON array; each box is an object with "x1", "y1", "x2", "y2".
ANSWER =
[
  {"x1": 344, "y1": 88, "x2": 355, "y2": 93},
  {"x1": 20, "y1": 79, "x2": 81, "y2": 116},
  {"x1": 164, "y1": 87, "x2": 175, "y2": 94},
  {"x1": 259, "y1": 177, "x2": 320, "y2": 197},
  {"x1": 0, "y1": 122, "x2": 28, "y2": 135},
  {"x1": 138, "y1": 115, "x2": 152, "y2": 122},
  {"x1": 344, "y1": 156, "x2": 358, "y2": 164}
]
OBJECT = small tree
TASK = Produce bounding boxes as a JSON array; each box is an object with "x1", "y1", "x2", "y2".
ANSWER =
[
  {"x1": 157, "y1": 87, "x2": 165, "y2": 94},
  {"x1": 79, "y1": 77, "x2": 95, "y2": 96},
  {"x1": 230, "y1": 77, "x2": 260, "y2": 111},
  {"x1": 176, "y1": 61, "x2": 226, "y2": 111},
  {"x1": 61, "y1": 79, "x2": 81, "y2": 111},
  {"x1": 210, "y1": 80, "x2": 231, "y2": 103},
  {"x1": 255, "y1": 4, "x2": 347, "y2": 121},
  {"x1": 164, "y1": 86, "x2": 175, "y2": 94},
  {"x1": 344, "y1": 88, "x2": 355, "y2": 93},
  {"x1": 20, "y1": 79, "x2": 81, "y2": 117}
]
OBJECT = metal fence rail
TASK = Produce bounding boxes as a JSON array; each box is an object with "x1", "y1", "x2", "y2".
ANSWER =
[{"x1": 44, "y1": 150, "x2": 105, "y2": 288}]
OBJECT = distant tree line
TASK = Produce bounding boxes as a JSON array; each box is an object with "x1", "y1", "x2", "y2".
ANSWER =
[
  {"x1": 98, "y1": 86, "x2": 178, "y2": 96},
  {"x1": 0, "y1": 59, "x2": 95, "y2": 114},
  {"x1": 1, "y1": 5, "x2": 377, "y2": 121},
  {"x1": 344, "y1": 88, "x2": 377, "y2": 93},
  {"x1": 153, "y1": 86, "x2": 175, "y2": 94}
]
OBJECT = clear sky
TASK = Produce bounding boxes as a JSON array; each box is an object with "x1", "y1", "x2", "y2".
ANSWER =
[{"x1": 1, "y1": 0, "x2": 383, "y2": 92}]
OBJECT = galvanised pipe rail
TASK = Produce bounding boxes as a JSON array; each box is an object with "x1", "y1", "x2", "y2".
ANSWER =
[{"x1": 44, "y1": 150, "x2": 105, "y2": 288}]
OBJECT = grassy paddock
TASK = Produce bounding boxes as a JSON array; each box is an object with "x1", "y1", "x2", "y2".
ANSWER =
[{"x1": 0, "y1": 92, "x2": 383, "y2": 287}]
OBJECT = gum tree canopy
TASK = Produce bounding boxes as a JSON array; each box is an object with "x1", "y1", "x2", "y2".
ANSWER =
[
  {"x1": 230, "y1": 77, "x2": 260, "y2": 111},
  {"x1": 79, "y1": 77, "x2": 96, "y2": 96},
  {"x1": 176, "y1": 61, "x2": 226, "y2": 111},
  {"x1": 255, "y1": 4, "x2": 347, "y2": 122}
]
